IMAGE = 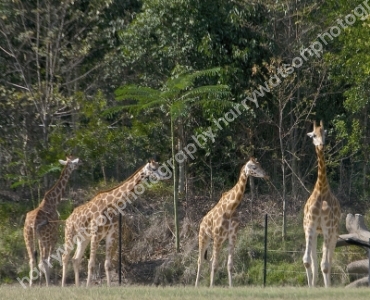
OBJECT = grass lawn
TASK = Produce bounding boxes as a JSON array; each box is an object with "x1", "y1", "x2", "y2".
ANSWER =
[{"x1": 1, "y1": 285, "x2": 370, "y2": 300}]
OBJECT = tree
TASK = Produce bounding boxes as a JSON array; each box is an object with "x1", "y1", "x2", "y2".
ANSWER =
[
  {"x1": 0, "y1": 0, "x2": 130, "y2": 194},
  {"x1": 306, "y1": 0, "x2": 370, "y2": 201}
]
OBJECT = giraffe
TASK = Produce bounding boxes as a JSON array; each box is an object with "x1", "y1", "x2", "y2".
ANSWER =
[
  {"x1": 61, "y1": 157, "x2": 166, "y2": 287},
  {"x1": 303, "y1": 120, "x2": 341, "y2": 287},
  {"x1": 23, "y1": 157, "x2": 80, "y2": 287},
  {"x1": 195, "y1": 157, "x2": 269, "y2": 287}
]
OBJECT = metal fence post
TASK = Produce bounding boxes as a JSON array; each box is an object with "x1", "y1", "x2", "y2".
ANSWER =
[
  {"x1": 119, "y1": 213, "x2": 122, "y2": 286},
  {"x1": 264, "y1": 213, "x2": 268, "y2": 287},
  {"x1": 368, "y1": 238, "x2": 370, "y2": 287}
]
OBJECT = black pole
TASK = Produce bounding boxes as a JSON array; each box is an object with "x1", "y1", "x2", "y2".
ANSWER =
[
  {"x1": 263, "y1": 213, "x2": 268, "y2": 287},
  {"x1": 368, "y1": 238, "x2": 370, "y2": 287},
  {"x1": 118, "y1": 213, "x2": 122, "y2": 285}
]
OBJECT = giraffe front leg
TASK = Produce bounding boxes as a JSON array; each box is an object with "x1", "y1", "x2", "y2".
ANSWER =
[
  {"x1": 303, "y1": 226, "x2": 317, "y2": 287},
  {"x1": 311, "y1": 235, "x2": 318, "y2": 287},
  {"x1": 62, "y1": 249, "x2": 71, "y2": 287},
  {"x1": 227, "y1": 220, "x2": 238, "y2": 288}
]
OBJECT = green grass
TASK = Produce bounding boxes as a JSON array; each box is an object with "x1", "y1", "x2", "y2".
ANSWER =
[{"x1": 0, "y1": 285, "x2": 370, "y2": 300}]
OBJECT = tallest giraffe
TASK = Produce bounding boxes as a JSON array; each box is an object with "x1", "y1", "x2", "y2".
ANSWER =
[{"x1": 303, "y1": 120, "x2": 341, "y2": 287}]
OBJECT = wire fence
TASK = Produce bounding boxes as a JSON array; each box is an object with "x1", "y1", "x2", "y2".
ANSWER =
[{"x1": 257, "y1": 214, "x2": 370, "y2": 287}]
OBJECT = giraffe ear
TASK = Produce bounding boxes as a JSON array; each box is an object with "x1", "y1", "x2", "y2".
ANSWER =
[
  {"x1": 312, "y1": 120, "x2": 316, "y2": 130},
  {"x1": 59, "y1": 159, "x2": 67, "y2": 165},
  {"x1": 71, "y1": 158, "x2": 80, "y2": 164},
  {"x1": 307, "y1": 132, "x2": 314, "y2": 138}
]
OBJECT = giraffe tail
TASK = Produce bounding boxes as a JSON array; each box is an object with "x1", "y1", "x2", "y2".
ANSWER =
[
  {"x1": 31, "y1": 220, "x2": 38, "y2": 265},
  {"x1": 33, "y1": 250, "x2": 38, "y2": 265},
  {"x1": 36, "y1": 219, "x2": 49, "y2": 231},
  {"x1": 204, "y1": 250, "x2": 208, "y2": 260}
]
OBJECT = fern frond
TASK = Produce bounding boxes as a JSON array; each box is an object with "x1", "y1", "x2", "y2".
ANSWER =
[{"x1": 115, "y1": 85, "x2": 161, "y2": 103}]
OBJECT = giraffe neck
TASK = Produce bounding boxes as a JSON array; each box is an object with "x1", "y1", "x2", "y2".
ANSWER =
[
  {"x1": 39, "y1": 164, "x2": 74, "y2": 211},
  {"x1": 314, "y1": 146, "x2": 329, "y2": 193},
  {"x1": 102, "y1": 165, "x2": 146, "y2": 208},
  {"x1": 222, "y1": 165, "x2": 248, "y2": 212}
]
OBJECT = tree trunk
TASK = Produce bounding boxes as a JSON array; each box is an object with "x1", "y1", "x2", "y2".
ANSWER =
[
  {"x1": 209, "y1": 156, "x2": 213, "y2": 201},
  {"x1": 362, "y1": 105, "x2": 369, "y2": 199},
  {"x1": 278, "y1": 101, "x2": 287, "y2": 239},
  {"x1": 171, "y1": 114, "x2": 180, "y2": 252},
  {"x1": 177, "y1": 120, "x2": 185, "y2": 194}
]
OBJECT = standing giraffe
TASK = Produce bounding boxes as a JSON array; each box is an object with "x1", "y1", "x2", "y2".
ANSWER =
[
  {"x1": 303, "y1": 120, "x2": 341, "y2": 287},
  {"x1": 23, "y1": 157, "x2": 80, "y2": 286},
  {"x1": 195, "y1": 157, "x2": 269, "y2": 287},
  {"x1": 61, "y1": 158, "x2": 166, "y2": 287}
]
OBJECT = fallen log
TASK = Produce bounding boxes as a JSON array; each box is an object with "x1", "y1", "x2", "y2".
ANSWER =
[
  {"x1": 336, "y1": 214, "x2": 370, "y2": 247},
  {"x1": 347, "y1": 259, "x2": 369, "y2": 275},
  {"x1": 345, "y1": 276, "x2": 368, "y2": 288},
  {"x1": 336, "y1": 214, "x2": 370, "y2": 287}
]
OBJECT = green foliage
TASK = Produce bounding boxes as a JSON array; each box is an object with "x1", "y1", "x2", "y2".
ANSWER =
[
  {"x1": 318, "y1": 0, "x2": 370, "y2": 198},
  {"x1": 0, "y1": 203, "x2": 30, "y2": 283}
]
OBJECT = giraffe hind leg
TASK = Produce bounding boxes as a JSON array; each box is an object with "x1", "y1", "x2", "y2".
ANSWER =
[
  {"x1": 38, "y1": 244, "x2": 50, "y2": 286},
  {"x1": 71, "y1": 238, "x2": 90, "y2": 287},
  {"x1": 195, "y1": 231, "x2": 210, "y2": 287},
  {"x1": 24, "y1": 226, "x2": 37, "y2": 287},
  {"x1": 104, "y1": 229, "x2": 118, "y2": 287},
  {"x1": 62, "y1": 231, "x2": 75, "y2": 287},
  {"x1": 86, "y1": 235, "x2": 99, "y2": 287},
  {"x1": 210, "y1": 240, "x2": 222, "y2": 288}
]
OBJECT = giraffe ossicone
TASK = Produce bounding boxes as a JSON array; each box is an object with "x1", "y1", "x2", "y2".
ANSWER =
[
  {"x1": 303, "y1": 120, "x2": 341, "y2": 287},
  {"x1": 195, "y1": 157, "x2": 268, "y2": 287},
  {"x1": 61, "y1": 157, "x2": 166, "y2": 287},
  {"x1": 23, "y1": 156, "x2": 80, "y2": 287}
]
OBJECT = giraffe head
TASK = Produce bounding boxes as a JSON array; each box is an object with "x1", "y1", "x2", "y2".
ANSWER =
[
  {"x1": 244, "y1": 157, "x2": 269, "y2": 179},
  {"x1": 307, "y1": 120, "x2": 327, "y2": 150},
  {"x1": 141, "y1": 156, "x2": 168, "y2": 181},
  {"x1": 58, "y1": 156, "x2": 80, "y2": 171}
]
